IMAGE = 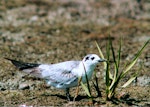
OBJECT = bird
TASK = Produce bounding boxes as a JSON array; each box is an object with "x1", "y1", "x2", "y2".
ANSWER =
[{"x1": 6, "y1": 54, "x2": 106, "y2": 101}]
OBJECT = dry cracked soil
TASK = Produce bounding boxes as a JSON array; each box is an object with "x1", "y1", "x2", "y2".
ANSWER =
[{"x1": 0, "y1": 0, "x2": 150, "y2": 106}]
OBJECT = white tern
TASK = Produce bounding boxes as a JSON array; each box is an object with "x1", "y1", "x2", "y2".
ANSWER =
[{"x1": 6, "y1": 54, "x2": 106, "y2": 101}]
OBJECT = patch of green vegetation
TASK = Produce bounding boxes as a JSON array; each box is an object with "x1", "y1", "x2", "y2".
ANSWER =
[
  {"x1": 81, "y1": 36, "x2": 149, "y2": 104},
  {"x1": 97, "y1": 37, "x2": 149, "y2": 100}
]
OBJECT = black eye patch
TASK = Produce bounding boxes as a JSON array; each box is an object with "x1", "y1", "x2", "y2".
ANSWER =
[
  {"x1": 85, "y1": 56, "x2": 89, "y2": 61},
  {"x1": 91, "y1": 57, "x2": 95, "y2": 60}
]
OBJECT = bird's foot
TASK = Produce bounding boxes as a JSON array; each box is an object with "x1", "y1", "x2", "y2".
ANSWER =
[{"x1": 66, "y1": 88, "x2": 72, "y2": 101}]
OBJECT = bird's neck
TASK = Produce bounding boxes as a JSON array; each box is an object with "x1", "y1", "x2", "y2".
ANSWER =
[{"x1": 75, "y1": 61, "x2": 96, "y2": 77}]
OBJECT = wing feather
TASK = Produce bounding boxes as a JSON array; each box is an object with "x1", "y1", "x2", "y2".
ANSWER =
[{"x1": 39, "y1": 61, "x2": 80, "y2": 87}]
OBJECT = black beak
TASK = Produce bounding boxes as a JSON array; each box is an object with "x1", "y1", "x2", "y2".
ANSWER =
[{"x1": 98, "y1": 59, "x2": 107, "y2": 62}]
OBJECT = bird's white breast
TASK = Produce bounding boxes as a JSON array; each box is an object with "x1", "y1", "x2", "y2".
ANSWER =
[{"x1": 72, "y1": 62, "x2": 96, "y2": 83}]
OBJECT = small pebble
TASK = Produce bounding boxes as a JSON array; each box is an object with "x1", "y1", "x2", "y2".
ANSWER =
[
  {"x1": 137, "y1": 76, "x2": 150, "y2": 86},
  {"x1": 19, "y1": 83, "x2": 30, "y2": 90}
]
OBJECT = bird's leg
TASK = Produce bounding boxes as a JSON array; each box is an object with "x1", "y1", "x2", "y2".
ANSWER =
[{"x1": 65, "y1": 88, "x2": 71, "y2": 101}]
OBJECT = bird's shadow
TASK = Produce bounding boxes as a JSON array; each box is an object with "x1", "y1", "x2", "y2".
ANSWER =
[
  {"x1": 42, "y1": 93, "x2": 88, "y2": 101},
  {"x1": 52, "y1": 94, "x2": 89, "y2": 101},
  {"x1": 42, "y1": 93, "x2": 149, "y2": 106}
]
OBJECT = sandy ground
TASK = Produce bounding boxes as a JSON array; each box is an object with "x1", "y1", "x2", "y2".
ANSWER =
[{"x1": 0, "y1": 0, "x2": 150, "y2": 106}]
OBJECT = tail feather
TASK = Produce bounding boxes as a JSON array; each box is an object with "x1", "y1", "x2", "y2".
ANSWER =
[{"x1": 5, "y1": 58, "x2": 40, "y2": 70}]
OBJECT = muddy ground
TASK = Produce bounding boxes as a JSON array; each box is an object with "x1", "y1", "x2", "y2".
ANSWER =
[{"x1": 0, "y1": 0, "x2": 150, "y2": 106}]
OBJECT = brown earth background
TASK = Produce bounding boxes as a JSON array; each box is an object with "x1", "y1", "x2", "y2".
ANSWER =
[{"x1": 0, "y1": 0, "x2": 150, "y2": 106}]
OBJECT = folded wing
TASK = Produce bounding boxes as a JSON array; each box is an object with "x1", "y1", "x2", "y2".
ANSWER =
[{"x1": 39, "y1": 61, "x2": 80, "y2": 88}]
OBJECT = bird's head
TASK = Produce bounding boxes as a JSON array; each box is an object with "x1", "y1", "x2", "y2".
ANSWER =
[{"x1": 82, "y1": 54, "x2": 106, "y2": 66}]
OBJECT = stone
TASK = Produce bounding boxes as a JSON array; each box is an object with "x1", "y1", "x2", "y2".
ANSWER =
[
  {"x1": 19, "y1": 83, "x2": 30, "y2": 90},
  {"x1": 137, "y1": 76, "x2": 150, "y2": 86}
]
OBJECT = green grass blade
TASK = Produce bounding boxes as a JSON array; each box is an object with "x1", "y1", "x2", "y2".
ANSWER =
[
  {"x1": 95, "y1": 41, "x2": 113, "y2": 80},
  {"x1": 95, "y1": 41, "x2": 107, "y2": 68},
  {"x1": 109, "y1": 67, "x2": 116, "y2": 88},
  {"x1": 106, "y1": 62, "x2": 110, "y2": 86},
  {"x1": 117, "y1": 37, "x2": 122, "y2": 71},
  {"x1": 81, "y1": 62, "x2": 92, "y2": 97},
  {"x1": 121, "y1": 39, "x2": 149, "y2": 77},
  {"x1": 81, "y1": 82, "x2": 91, "y2": 97},
  {"x1": 109, "y1": 38, "x2": 122, "y2": 91},
  {"x1": 93, "y1": 71, "x2": 102, "y2": 97},
  {"x1": 122, "y1": 76, "x2": 137, "y2": 88},
  {"x1": 121, "y1": 59, "x2": 137, "y2": 77},
  {"x1": 110, "y1": 36, "x2": 117, "y2": 66},
  {"x1": 108, "y1": 74, "x2": 122, "y2": 99},
  {"x1": 105, "y1": 39, "x2": 111, "y2": 99},
  {"x1": 106, "y1": 39, "x2": 110, "y2": 87},
  {"x1": 109, "y1": 37, "x2": 118, "y2": 90}
]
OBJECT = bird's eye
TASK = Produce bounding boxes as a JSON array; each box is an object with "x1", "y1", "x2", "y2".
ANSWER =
[
  {"x1": 85, "y1": 56, "x2": 89, "y2": 61},
  {"x1": 91, "y1": 57, "x2": 95, "y2": 60}
]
